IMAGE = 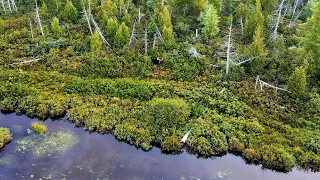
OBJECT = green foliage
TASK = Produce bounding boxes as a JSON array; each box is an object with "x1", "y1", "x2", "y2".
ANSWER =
[
  {"x1": 31, "y1": 122, "x2": 47, "y2": 135},
  {"x1": 0, "y1": 127, "x2": 11, "y2": 149},
  {"x1": 105, "y1": 17, "x2": 119, "y2": 44},
  {"x1": 159, "y1": 6, "x2": 173, "y2": 30},
  {"x1": 288, "y1": 67, "x2": 307, "y2": 99},
  {"x1": 100, "y1": 0, "x2": 118, "y2": 17},
  {"x1": 162, "y1": 25, "x2": 175, "y2": 47},
  {"x1": 90, "y1": 31, "x2": 102, "y2": 54},
  {"x1": 0, "y1": 19, "x2": 4, "y2": 34},
  {"x1": 62, "y1": 0, "x2": 78, "y2": 23},
  {"x1": 122, "y1": 9, "x2": 131, "y2": 26},
  {"x1": 40, "y1": 2, "x2": 48, "y2": 17},
  {"x1": 245, "y1": 0, "x2": 264, "y2": 41},
  {"x1": 247, "y1": 25, "x2": 267, "y2": 73},
  {"x1": 301, "y1": 1, "x2": 320, "y2": 71},
  {"x1": 202, "y1": 4, "x2": 220, "y2": 40},
  {"x1": 51, "y1": 17, "x2": 62, "y2": 38},
  {"x1": 115, "y1": 22, "x2": 130, "y2": 47}
]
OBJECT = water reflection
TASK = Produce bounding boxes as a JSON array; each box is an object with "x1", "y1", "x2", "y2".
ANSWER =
[{"x1": 0, "y1": 113, "x2": 319, "y2": 180}]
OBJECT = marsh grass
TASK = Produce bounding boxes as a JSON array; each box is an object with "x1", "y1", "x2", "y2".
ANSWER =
[{"x1": 31, "y1": 122, "x2": 47, "y2": 135}]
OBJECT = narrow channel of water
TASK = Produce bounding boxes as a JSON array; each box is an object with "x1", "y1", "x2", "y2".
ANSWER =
[{"x1": 0, "y1": 113, "x2": 319, "y2": 180}]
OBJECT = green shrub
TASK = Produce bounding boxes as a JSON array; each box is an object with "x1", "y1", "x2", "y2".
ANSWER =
[
  {"x1": 299, "y1": 151, "x2": 320, "y2": 171},
  {"x1": 260, "y1": 146, "x2": 296, "y2": 172},
  {"x1": 161, "y1": 135, "x2": 183, "y2": 154},
  {"x1": 31, "y1": 122, "x2": 47, "y2": 135},
  {"x1": 243, "y1": 148, "x2": 261, "y2": 163},
  {"x1": 0, "y1": 127, "x2": 11, "y2": 149}
]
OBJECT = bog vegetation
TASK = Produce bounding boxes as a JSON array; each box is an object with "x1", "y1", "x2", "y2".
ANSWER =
[{"x1": 0, "y1": 0, "x2": 320, "y2": 173}]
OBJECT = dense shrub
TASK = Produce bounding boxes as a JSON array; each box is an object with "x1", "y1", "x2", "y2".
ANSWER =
[
  {"x1": 31, "y1": 122, "x2": 47, "y2": 135},
  {"x1": 260, "y1": 146, "x2": 296, "y2": 172}
]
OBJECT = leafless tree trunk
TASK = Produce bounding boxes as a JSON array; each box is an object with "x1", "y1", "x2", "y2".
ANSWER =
[
  {"x1": 29, "y1": 18, "x2": 34, "y2": 40},
  {"x1": 226, "y1": 18, "x2": 232, "y2": 75},
  {"x1": 240, "y1": 17, "x2": 244, "y2": 37},
  {"x1": 35, "y1": 0, "x2": 44, "y2": 37},
  {"x1": 7, "y1": 0, "x2": 12, "y2": 13},
  {"x1": 82, "y1": 0, "x2": 93, "y2": 35},
  {"x1": 1, "y1": 0, "x2": 6, "y2": 14},
  {"x1": 144, "y1": 26, "x2": 148, "y2": 55},
  {"x1": 289, "y1": 0, "x2": 299, "y2": 29},
  {"x1": 273, "y1": 0, "x2": 285, "y2": 41}
]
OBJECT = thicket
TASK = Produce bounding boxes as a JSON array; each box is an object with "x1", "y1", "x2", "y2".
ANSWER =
[{"x1": 0, "y1": 0, "x2": 320, "y2": 173}]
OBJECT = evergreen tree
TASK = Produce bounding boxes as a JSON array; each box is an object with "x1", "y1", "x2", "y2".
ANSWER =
[
  {"x1": 245, "y1": 0, "x2": 264, "y2": 42},
  {"x1": 122, "y1": 9, "x2": 131, "y2": 26},
  {"x1": 90, "y1": 31, "x2": 102, "y2": 53},
  {"x1": 247, "y1": 25, "x2": 267, "y2": 73},
  {"x1": 106, "y1": 17, "x2": 119, "y2": 44},
  {"x1": 302, "y1": 1, "x2": 320, "y2": 73},
  {"x1": 51, "y1": 17, "x2": 62, "y2": 38},
  {"x1": 288, "y1": 67, "x2": 307, "y2": 99},
  {"x1": 199, "y1": 0, "x2": 205, "y2": 12},
  {"x1": 159, "y1": 6, "x2": 172, "y2": 31},
  {"x1": 235, "y1": 3, "x2": 248, "y2": 20},
  {"x1": 208, "y1": 0, "x2": 222, "y2": 11},
  {"x1": 115, "y1": 22, "x2": 130, "y2": 47},
  {"x1": 261, "y1": 0, "x2": 278, "y2": 15},
  {"x1": 0, "y1": 19, "x2": 4, "y2": 34},
  {"x1": 62, "y1": 0, "x2": 78, "y2": 23},
  {"x1": 202, "y1": 4, "x2": 219, "y2": 40},
  {"x1": 40, "y1": 2, "x2": 48, "y2": 17},
  {"x1": 163, "y1": 25, "x2": 175, "y2": 47},
  {"x1": 101, "y1": 0, "x2": 118, "y2": 17}
]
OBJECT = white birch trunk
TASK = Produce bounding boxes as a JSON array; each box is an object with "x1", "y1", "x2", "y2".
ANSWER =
[
  {"x1": 7, "y1": 0, "x2": 12, "y2": 13},
  {"x1": 35, "y1": 1, "x2": 44, "y2": 37},
  {"x1": 29, "y1": 18, "x2": 34, "y2": 40},
  {"x1": 1, "y1": 0, "x2": 6, "y2": 14}
]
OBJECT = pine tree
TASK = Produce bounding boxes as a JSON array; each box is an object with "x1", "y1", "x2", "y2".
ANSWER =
[
  {"x1": 115, "y1": 22, "x2": 130, "y2": 47},
  {"x1": 122, "y1": 9, "x2": 131, "y2": 26},
  {"x1": 90, "y1": 31, "x2": 102, "y2": 53},
  {"x1": 248, "y1": 25, "x2": 267, "y2": 73},
  {"x1": 51, "y1": 17, "x2": 62, "y2": 38},
  {"x1": 245, "y1": 0, "x2": 264, "y2": 42},
  {"x1": 106, "y1": 17, "x2": 119, "y2": 44},
  {"x1": 202, "y1": 4, "x2": 219, "y2": 40},
  {"x1": 302, "y1": 1, "x2": 320, "y2": 72},
  {"x1": 62, "y1": 0, "x2": 78, "y2": 23},
  {"x1": 163, "y1": 25, "x2": 175, "y2": 47},
  {"x1": 288, "y1": 67, "x2": 307, "y2": 99}
]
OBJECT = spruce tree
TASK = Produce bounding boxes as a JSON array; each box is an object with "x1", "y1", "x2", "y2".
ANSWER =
[
  {"x1": 248, "y1": 25, "x2": 267, "y2": 73},
  {"x1": 302, "y1": 1, "x2": 320, "y2": 72},
  {"x1": 208, "y1": 0, "x2": 222, "y2": 11},
  {"x1": 40, "y1": 2, "x2": 48, "y2": 17},
  {"x1": 245, "y1": 0, "x2": 264, "y2": 42},
  {"x1": 62, "y1": 0, "x2": 78, "y2": 23},
  {"x1": 202, "y1": 4, "x2": 219, "y2": 40},
  {"x1": 51, "y1": 17, "x2": 62, "y2": 38},
  {"x1": 115, "y1": 22, "x2": 130, "y2": 47},
  {"x1": 288, "y1": 67, "x2": 307, "y2": 99},
  {"x1": 122, "y1": 9, "x2": 131, "y2": 26},
  {"x1": 159, "y1": 6, "x2": 172, "y2": 31},
  {"x1": 106, "y1": 17, "x2": 119, "y2": 44},
  {"x1": 0, "y1": 19, "x2": 4, "y2": 34},
  {"x1": 261, "y1": 0, "x2": 278, "y2": 15},
  {"x1": 163, "y1": 25, "x2": 175, "y2": 47},
  {"x1": 101, "y1": 0, "x2": 118, "y2": 17},
  {"x1": 90, "y1": 31, "x2": 102, "y2": 53}
]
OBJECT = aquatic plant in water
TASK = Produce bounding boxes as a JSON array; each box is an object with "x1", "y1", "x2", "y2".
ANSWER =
[
  {"x1": 16, "y1": 130, "x2": 78, "y2": 157},
  {"x1": 0, "y1": 127, "x2": 12, "y2": 149},
  {"x1": 31, "y1": 122, "x2": 47, "y2": 135}
]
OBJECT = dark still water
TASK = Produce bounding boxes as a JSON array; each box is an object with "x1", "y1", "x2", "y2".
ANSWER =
[{"x1": 0, "y1": 113, "x2": 319, "y2": 180}]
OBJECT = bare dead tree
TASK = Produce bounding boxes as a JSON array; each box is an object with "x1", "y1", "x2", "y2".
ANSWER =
[
  {"x1": 281, "y1": 3, "x2": 289, "y2": 22},
  {"x1": 7, "y1": 0, "x2": 11, "y2": 13},
  {"x1": 1, "y1": 0, "x2": 6, "y2": 14},
  {"x1": 10, "y1": 58, "x2": 41, "y2": 65},
  {"x1": 144, "y1": 25, "x2": 148, "y2": 55},
  {"x1": 226, "y1": 18, "x2": 232, "y2": 75},
  {"x1": 10, "y1": 0, "x2": 16, "y2": 11},
  {"x1": 273, "y1": 0, "x2": 285, "y2": 41},
  {"x1": 35, "y1": 0, "x2": 44, "y2": 37},
  {"x1": 91, "y1": 16, "x2": 110, "y2": 46},
  {"x1": 255, "y1": 76, "x2": 290, "y2": 92},
  {"x1": 82, "y1": 0, "x2": 93, "y2": 35},
  {"x1": 29, "y1": 18, "x2": 34, "y2": 40},
  {"x1": 289, "y1": 0, "x2": 300, "y2": 29}
]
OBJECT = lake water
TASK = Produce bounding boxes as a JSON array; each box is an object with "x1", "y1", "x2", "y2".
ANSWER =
[{"x1": 0, "y1": 113, "x2": 319, "y2": 180}]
